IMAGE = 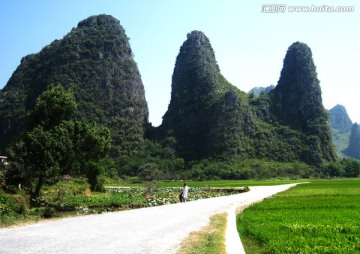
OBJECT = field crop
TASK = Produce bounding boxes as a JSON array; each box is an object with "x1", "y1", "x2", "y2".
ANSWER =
[{"x1": 237, "y1": 179, "x2": 360, "y2": 253}]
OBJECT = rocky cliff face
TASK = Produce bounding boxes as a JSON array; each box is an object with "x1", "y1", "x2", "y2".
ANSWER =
[
  {"x1": 160, "y1": 31, "x2": 254, "y2": 161},
  {"x1": 159, "y1": 34, "x2": 336, "y2": 165},
  {"x1": 271, "y1": 42, "x2": 336, "y2": 163},
  {"x1": 344, "y1": 123, "x2": 360, "y2": 159},
  {"x1": 0, "y1": 15, "x2": 148, "y2": 155},
  {"x1": 273, "y1": 42, "x2": 324, "y2": 129}
]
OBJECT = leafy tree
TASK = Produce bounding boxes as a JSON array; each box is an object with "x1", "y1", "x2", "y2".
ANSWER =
[
  {"x1": 6, "y1": 84, "x2": 111, "y2": 204},
  {"x1": 29, "y1": 84, "x2": 77, "y2": 129},
  {"x1": 73, "y1": 121, "x2": 112, "y2": 168},
  {"x1": 7, "y1": 126, "x2": 61, "y2": 205},
  {"x1": 138, "y1": 163, "x2": 161, "y2": 182},
  {"x1": 84, "y1": 161, "x2": 106, "y2": 192},
  {"x1": 342, "y1": 158, "x2": 360, "y2": 177}
]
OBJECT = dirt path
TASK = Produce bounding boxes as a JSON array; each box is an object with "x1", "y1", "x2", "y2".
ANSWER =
[{"x1": 0, "y1": 184, "x2": 297, "y2": 254}]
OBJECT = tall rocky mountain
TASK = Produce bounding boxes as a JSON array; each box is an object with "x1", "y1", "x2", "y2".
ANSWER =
[
  {"x1": 271, "y1": 42, "x2": 336, "y2": 163},
  {"x1": 160, "y1": 31, "x2": 255, "y2": 161},
  {"x1": 159, "y1": 33, "x2": 336, "y2": 165},
  {"x1": 0, "y1": 15, "x2": 148, "y2": 155},
  {"x1": 328, "y1": 104, "x2": 352, "y2": 157},
  {"x1": 344, "y1": 123, "x2": 360, "y2": 159}
]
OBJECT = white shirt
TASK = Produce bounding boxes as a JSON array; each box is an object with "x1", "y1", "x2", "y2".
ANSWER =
[{"x1": 183, "y1": 186, "x2": 189, "y2": 197}]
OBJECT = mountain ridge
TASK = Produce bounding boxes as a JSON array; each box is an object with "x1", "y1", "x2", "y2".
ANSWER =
[
  {"x1": 0, "y1": 16, "x2": 338, "y2": 170},
  {"x1": 158, "y1": 34, "x2": 336, "y2": 165}
]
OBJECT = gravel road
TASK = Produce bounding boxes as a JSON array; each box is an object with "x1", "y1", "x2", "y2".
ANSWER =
[{"x1": 0, "y1": 184, "x2": 297, "y2": 254}]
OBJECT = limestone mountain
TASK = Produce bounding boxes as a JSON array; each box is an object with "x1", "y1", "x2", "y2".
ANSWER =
[
  {"x1": 328, "y1": 104, "x2": 352, "y2": 157},
  {"x1": 329, "y1": 104, "x2": 353, "y2": 133},
  {"x1": 159, "y1": 33, "x2": 336, "y2": 165},
  {"x1": 0, "y1": 14, "x2": 148, "y2": 155},
  {"x1": 271, "y1": 42, "x2": 336, "y2": 163},
  {"x1": 160, "y1": 31, "x2": 255, "y2": 161},
  {"x1": 344, "y1": 123, "x2": 360, "y2": 159}
]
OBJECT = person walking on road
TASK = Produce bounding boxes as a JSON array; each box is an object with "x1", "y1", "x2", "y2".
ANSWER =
[{"x1": 183, "y1": 183, "x2": 189, "y2": 202}]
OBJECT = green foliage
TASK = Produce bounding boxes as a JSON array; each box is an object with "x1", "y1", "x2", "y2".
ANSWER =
[
  {"x1": 0, "y1": 14, "x2": 148, "y2": 156},
  {"x1": 0, "y1": 20, "x2": 339, "y2": 181},
  {"x1": 138, "y1": 163, "x2": 161, "y2": 182},
  {"x1": 184, "y1": 159, "x2": 315, "y2": 181},
  {"x1": 6, "y1": 85, "x2": 111, "y2": 205},
  {"x1": 7, "y1": 126, "x2": 61, "y2": 202},
  {"x1": 320, "y1": 158, "x2": 360, "y2": 178},
  {"x1": 237, "y1": 180, "x2": 360, "y2": 253},
  {"x1": 159, "y1": 34, "x2": 336, "y2": 166},
  {"x1": 114, "y1": 139, "x2": 184, "y2": 180},
  {"x1": 84, "y1": 161, "x2": 105, "y2": 192},
  {"x1": 29, "y1": 84, "x2": 77, "y2": 128}
]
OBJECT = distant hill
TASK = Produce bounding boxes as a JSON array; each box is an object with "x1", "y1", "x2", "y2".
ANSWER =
[
  {"x1": 328, "y1": 104, "x2": 352, "y2": 157},
  {"x1": 344, "y1": 123, "x2": 360, "y2": 159},
  {"x1": 329, "y1": 105, "x2": 353, "y2": 133},
  {"x1": 158, "y1": 34, "x2": 336, "y2": 165},
  {"x1": 248, "y1": 85, "x2": 275, "y2": 96},
  {"x1": 0, "y1": 15, "x2": 148, "y2": 156}
]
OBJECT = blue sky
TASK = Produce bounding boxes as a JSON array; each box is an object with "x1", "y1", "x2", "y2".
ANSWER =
[{"x1": 1, "y1": 0, "x2": 359, "y2": 126}]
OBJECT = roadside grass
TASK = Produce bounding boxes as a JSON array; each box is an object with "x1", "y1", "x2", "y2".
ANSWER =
[
  {"x1": 178, "y1": 213, "x2": 227, "y2": 254},
  {"x1": 237, "y1": 179, "x2": 360, "y2": 253}
]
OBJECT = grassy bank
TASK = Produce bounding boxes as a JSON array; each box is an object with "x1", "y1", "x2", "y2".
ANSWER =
[
  {"x1": 237, "y1": 179, "x2": 360, "y2": 253},
  {"x1": 178, "y1": 213, "x2": 227, "y2": 254}
]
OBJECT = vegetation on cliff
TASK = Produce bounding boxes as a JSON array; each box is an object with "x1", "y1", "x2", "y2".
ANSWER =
[
  {"x1": 0, "y1": 15, "x2": 148, "y2": 156},
  {"x1": 158, "y1": 34, "x2": 337, "y2": 167},
  {"x1": 1, "y1": 16, "x2": 357, "y2": 185}
]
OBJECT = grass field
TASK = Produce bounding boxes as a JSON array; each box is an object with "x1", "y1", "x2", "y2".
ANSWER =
[{"x1": 237, "y1": 179, "x2": 360, "y2": 253}]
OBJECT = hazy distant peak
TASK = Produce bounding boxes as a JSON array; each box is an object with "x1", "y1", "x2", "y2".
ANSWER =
[
  {"x1": 248, "y1": 85, "x2": 275, "y2": 96},
  {"x1": 329, "y1": 104, "x2": 353, "y2": 133}
]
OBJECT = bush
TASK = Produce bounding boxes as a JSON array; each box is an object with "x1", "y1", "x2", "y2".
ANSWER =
[
  {"x1": 84, "y1": 161, "x2": 105, "y2": 191},
  {"x1": 342, "y1": 159, "x2": 360, "y2": 177},
  {"x1": 41, "y1": 207, "x2": 56, "y2": 218}
]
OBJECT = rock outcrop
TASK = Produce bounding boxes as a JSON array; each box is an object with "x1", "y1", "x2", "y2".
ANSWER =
[
  {"x1": 271, "y1": 42, "x2": 336, "y2": 163},
  {"x1": 0, "y1": 15, "x2": 148, "y2": 155}
]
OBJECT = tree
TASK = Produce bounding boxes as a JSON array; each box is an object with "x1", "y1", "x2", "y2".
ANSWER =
[
  {"x1": 29, "y1": 84, "x2": 77, "y2": 129},
  {"x1": 84, "y1": 161, "x2": 106, "y2": 192},
  {"x1": 6, "y1": 84, "x2": 111, "y2": 205},
  {"x1": 342, "y1": 158, "x2": 360, "y2": 177},
  {"x1": 7, "y1": 126, "x2": 61, "y2": 205}
]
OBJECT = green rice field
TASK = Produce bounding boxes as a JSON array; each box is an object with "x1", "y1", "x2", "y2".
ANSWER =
[{"x1": 237, "y1": 179, "x2": 360, "y2": 253}]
